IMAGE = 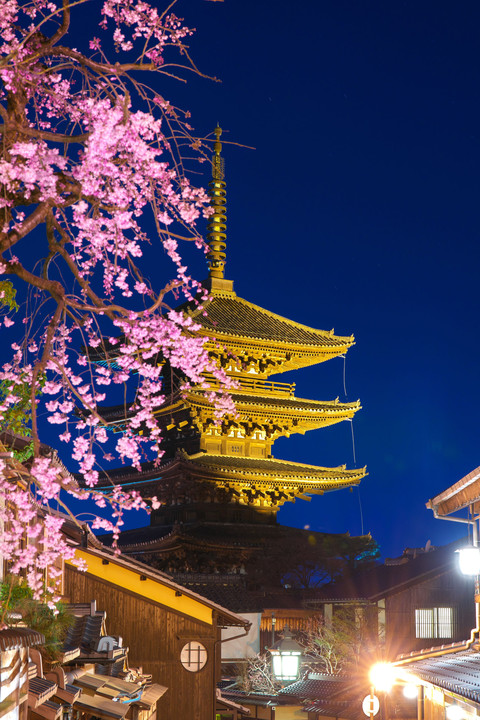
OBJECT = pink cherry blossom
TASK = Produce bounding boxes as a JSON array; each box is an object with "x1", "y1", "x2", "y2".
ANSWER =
[{"x1": 0, "y1": 0, "x2": 232, "y2": 599}]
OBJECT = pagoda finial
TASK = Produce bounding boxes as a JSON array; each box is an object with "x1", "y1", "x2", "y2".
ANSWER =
[{"x1": 207, "y1": 125, "x2": 227, "y2": 279}]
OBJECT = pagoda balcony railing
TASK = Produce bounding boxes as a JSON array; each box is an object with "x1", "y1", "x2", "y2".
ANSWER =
[{"x1": 202, "y1": 374, "x2": 295, "y2": 397}]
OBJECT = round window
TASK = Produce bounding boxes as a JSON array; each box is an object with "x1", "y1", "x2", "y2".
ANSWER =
[{"x1": 180, "y1": 641, "x2": 208, "y2": 672}]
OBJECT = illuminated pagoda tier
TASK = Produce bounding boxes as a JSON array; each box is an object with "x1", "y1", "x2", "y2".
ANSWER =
[{"x1": 95, "y1": 127, "x2": 367, "y2": 580}]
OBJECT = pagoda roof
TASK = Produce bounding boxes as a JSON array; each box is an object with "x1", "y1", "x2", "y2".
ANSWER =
[
  {"x1": 188, "y1": 391, "x2": 360, "y2": 432},
  {"x1": 185, "y1": 291, "x2": 354, "y2": 371},
  {"x1": 84, "y1": 290, "x2": 354, "y2": 375},
  {"x1": 95, "y1": 450, "x2": 366, "y2": 495},
  {"x1": 98, "y1": 392, "x2": 360, "y2": 434},
  {"x1": 101, "y1": 521, "x2": 354, "y2": 552},
  {"x1": 179, "y1": 452, "x2": 365, "y2": 489},
  {"x1": 194, "y1": 391, "x2": 359, "y2": 415}
]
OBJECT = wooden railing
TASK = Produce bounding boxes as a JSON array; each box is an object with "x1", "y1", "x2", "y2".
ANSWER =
[
  {"x1": 235, "y1": 376, "x2": 295, "y2": 396},
  {"x1": 202, "y1": 374, "x2": 295, "y2": 397}
]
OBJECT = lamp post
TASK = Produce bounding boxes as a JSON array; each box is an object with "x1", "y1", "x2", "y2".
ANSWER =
[
  {"x1": 369, "y1": 662, "x2": 396, "y2": 720},
  {"x1": 368, "y1": 663, "x2": 421, "y2": 720},
  {"x1": 268, "y1": 625, "x2": 303, "y2": 684},
  {"x1": 456, "y1": 510, "x2": 480, "y2": 631}
]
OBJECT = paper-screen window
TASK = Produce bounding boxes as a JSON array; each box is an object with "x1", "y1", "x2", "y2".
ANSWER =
[{"x1": 415, "y1": 607, "x2": 453, "y2": 639}]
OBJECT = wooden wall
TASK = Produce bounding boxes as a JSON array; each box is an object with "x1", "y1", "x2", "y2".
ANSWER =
[
  {"x1": 259, "y1": 609, "x2": 318, "y2": 653},
  {"x1": 384, "y1": 569, "x2": 475, "y2": 657},
  {"x1": 64, "y1": 566, "x2": 220, "y2": 720}
]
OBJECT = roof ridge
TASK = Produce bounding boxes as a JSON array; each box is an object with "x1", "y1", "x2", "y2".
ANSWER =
[
  {"x1": 197, "y1": 293, "x2": 354, "y2": 342},
  {"x1": 184, "y1": 450, "x2": 366, "y2": 475}
]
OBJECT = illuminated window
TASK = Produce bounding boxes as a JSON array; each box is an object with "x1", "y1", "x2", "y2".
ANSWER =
[
  {"x1": 180, "y1": 641, "x2": 208, "y2": 672},
  {"x1": 415, "y1": 607, "x2": 454, "y2": 639}
]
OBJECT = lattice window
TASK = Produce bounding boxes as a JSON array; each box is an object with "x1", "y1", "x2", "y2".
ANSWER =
[
  {"x1": 415, "y1": 607, "x2": 454, "y2": 639},
  {"x1": 180, "y1": 641, "x2": 208, "y2": 672}
]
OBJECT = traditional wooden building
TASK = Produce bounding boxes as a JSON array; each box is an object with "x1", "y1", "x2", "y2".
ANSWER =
[
  {"x1": 393, "y1": 634, "x2": 480, "y2": 720},
  {"x1": 316, "y1": 541, "x2": 476, "y2": 659},
  {"x1": 92, "y1": 126, "x2": 367, "y2": 583},
  {"x1": 63, "y1": 542, "x2": 251, "y2": 720},
  {"x1": 388, "y1": 465, "x2": 480, "y2": 720}
]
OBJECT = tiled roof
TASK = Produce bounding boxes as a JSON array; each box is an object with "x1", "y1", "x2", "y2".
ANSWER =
[
  {"x1": 230, "y1": 394, "x2": 359, "y2": 413},
  {"x1": 181, "y1": 452, "x2": 366, "y2": 488},
  {"x1": 63, "y1": 612, "x2": 105, "y2": 654},
  {"x1": 0, "y1": 627, "x2": 45, "y2": 650},
  {"x1": 28, "y1": 678, "x2": 58, "y2": 705},
  {"x1": 189, "y1": 294, "x2": 354, "y2": 349},
  {"x1": 73, "y1": 693, "x2": 130, "y2": 720},
  {"x1": 219, "y1": 688, "x2": 278, "y2": 708},
  {"x1": 94, "y1": 452, "x2": 366, "y2": 490},
  {"x1": 277, "y1": 673, "x2": 417, "y2": 720},
  {"x1": 136, "y1": 684, "x2": 168, "y2": 708},
  {"x1": 103, "y1": 518, "x2": 354, "y2": 552},
  {"x1": 187, "y1": 452, "x2": 347, "y2": 473},
  {"x1": 399, "y1": 649, "x2": 480, "y2": 704},
  {"x1": 97, "y1": 393, "x2": 359, "y2": 425},
  {"x1": 172, "y1": 576, "x2": 260, "y2": 613},
  {"x1": 216, "y1": 690, "x2": 250, "y2": 715},
  {"x1": 303, "y1": 698, "x2": 369, "y2": 720},
  {"x1": 277, "y1": 673, "x2": 350, "y2": 699},
  {"x1": 32, "y1": 699, "x2": 62, "y2": 720},
  {"x1": 320, "y1": 540, "x2": 464, "y2": 602}
]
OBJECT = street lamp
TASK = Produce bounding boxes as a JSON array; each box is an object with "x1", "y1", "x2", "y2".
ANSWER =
[
  {"x1": 368, "y1": 662, "x2": 397, "y2": 720},
  {"x1": 268, "y1": 625, "x2": 302, "y2": 683},
  {"x1": 370, "y1": 662, "x2": 395, "y2": 693},
  {"x1": 457, "y1": 546, "x2": 480, "y2": 576}
]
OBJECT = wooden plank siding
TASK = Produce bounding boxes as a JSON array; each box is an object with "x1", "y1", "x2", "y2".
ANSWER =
[
  {"x1": 384, "y1": 571, "x2": 475, "y2": 658},
  {"x1": 64, "y1": 566, "x2": 220, "y2": 720}
]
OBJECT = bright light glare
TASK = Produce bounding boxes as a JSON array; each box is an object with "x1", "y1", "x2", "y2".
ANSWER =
[
  {"x1": 446, "y1": 705, "x2": 464, "y2": 720},
  {"x1": 458, "y1": 547, "x2": 480, "y2": 576},
  {"x1": 403, "y1": 684, "x2": 418, "y2": 699},
  {"x1": 272, "y1": 652, "x2": 300, "y2": 680},
  {"x1": 370, "y1": 662, "x2": 395, "y2": 692}
]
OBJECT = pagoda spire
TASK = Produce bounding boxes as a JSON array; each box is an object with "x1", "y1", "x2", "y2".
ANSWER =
[{"x1": 206, "y1": 125, "x2": 228, "y2": 280}]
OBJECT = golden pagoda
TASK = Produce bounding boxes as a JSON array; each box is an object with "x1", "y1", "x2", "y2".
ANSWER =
[{"x1": 99, "y1": 126, "x2": 366, "y2": 530}]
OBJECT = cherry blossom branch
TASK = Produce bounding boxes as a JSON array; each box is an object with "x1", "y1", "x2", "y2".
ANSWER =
[
  {"x1": 0, "y1": 204, "x2": 51, "y2": 253},
  {"x1": 30, "y1": 302, "x2": 64, "y2": 454},
  {"x1": 0, "y1": 0, "x2": 234, "y2": 599}
]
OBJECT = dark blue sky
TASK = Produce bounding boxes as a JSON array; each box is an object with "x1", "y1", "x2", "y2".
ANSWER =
[
  {"x1": 164, "y1": 0, "x2": 480, "y2": 559},
  {"x1": 6, "y1": 0, "x2": 480, "y2": 561}
]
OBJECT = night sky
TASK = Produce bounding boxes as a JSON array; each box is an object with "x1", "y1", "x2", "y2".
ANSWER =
[
  {"x1": 166, "y1": 0, "x2": 480, "y2": 559},
  {"x1": 5, "y1": 0, "x2": 480, "y2": 561}
]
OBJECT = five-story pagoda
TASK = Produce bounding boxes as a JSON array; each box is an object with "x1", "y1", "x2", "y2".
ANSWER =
[{"x1": 95, "y1": 128, "x2": 367, "y2": 577}]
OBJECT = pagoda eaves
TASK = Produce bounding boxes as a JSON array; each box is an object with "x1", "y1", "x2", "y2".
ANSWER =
[
  {"x1": 98, "y1": 390, "x2": 361, "y2": 442},
  {"x1": 185, "y1": 289, "x2": 354, "y2": 376},
  {"x1": 94, "y1": 450, "x2": 367, "y2": 511}
]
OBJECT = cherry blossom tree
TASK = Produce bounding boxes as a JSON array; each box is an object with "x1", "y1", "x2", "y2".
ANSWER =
[{"x1": 0, "y1": 0, "x2": 232, "y2": 603}]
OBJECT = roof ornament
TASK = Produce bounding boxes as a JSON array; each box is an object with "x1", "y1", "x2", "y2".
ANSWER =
[{"x1": 207, "y1": 125, "x2": 227, "y2": 279}]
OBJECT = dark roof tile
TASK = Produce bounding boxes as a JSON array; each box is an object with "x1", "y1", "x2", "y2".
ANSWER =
[
  {"x1": 190, "y1": 295, "x2": 353, "y2": 349},
  {"x1": 400, "y1": 649, "x2": 480, "y2": 704},
  {"x1": 0, "y1": 627, "x2": 45, "y2": 650}
]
